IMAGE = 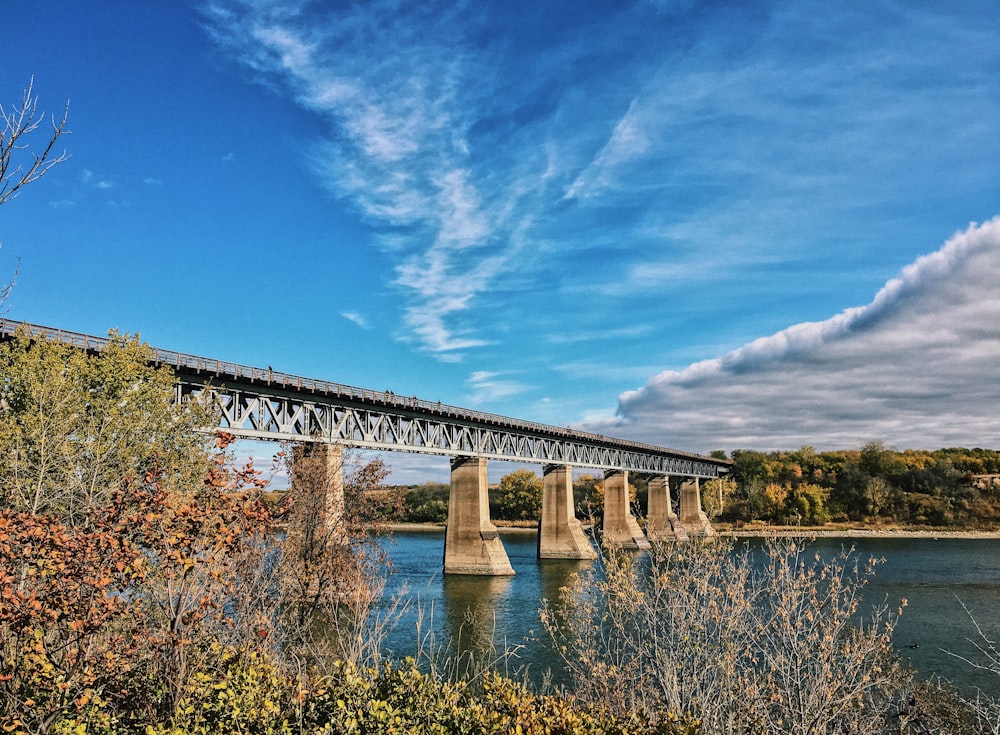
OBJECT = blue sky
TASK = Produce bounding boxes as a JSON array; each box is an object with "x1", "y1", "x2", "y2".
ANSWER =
[{"x1": 3, "y1": 0, "x2": 998, "y2": 483}]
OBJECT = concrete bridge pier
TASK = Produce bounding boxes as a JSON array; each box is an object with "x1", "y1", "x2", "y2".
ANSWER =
[
  {"x1": 444, "y1": 456, "x2": 515, "y2": 575},
  {"x1": 679, "y1": 477, "x2": 716, "y2": 537},
  {"x1": 602, "y1": 470, "x2": 650, "y2": 549},
  {"x1": 646, "y1": 476, "x2": 688, "y2": 542},
  {"x1": 538, "y1": 464, "x2": 597, "y2": 559},
  {"x1": 291, "y1": 442, "x2": 345, "y2": 534}
]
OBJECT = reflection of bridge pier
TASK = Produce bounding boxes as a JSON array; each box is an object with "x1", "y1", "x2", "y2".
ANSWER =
[{"x1": 440, "y1": 574, "x2": 512, "y2": 669}]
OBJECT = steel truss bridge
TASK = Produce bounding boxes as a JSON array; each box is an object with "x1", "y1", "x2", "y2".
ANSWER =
[{"x1": 0, "y1": 320, "x2": 731, "y2": 479}]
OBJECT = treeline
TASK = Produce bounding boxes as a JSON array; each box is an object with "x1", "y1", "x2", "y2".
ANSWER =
[
  {"x1": 379, "y1": 444, "x2": 1000, "y2": 529},
  {"x1": 718, "y1": 443, "x2": 1000, "y2": 527},
  {"x1": 375, "y1": 470, "x2": 607, "y2": 524}
]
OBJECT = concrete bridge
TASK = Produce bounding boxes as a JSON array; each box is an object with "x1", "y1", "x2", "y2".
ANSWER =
[{"x1": 0, "y1": 319, "x2": 732, "y2": 575}]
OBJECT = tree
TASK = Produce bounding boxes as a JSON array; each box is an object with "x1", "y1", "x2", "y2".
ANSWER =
[
  {"x1": 0, "y1": 327, "x2": 212, "y2": 525},
  {"x1": 1, "y1": 78, "x2": 70, "y2": 208},
  {"x1": 278, "y1": 446, "x2": 394, "y2": 670},
  {"x1": 865, "y1": 476, "x2": 892, "y2": 522},
  {"x1": 492, "y1": 469, "x2": 542, "y2": 521},
  {"x1": 0, "y1": 507, "x2": 146, "y2": 733},
  {"x1": 573, "y1": 474, "x2": 604, "y2": 517},
  {"x1": 702, "y1": 476, "x2": 736, "y2": 518}
]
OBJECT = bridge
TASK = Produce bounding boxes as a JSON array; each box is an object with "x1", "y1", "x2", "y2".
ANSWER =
[{"x1": 1, "y1": 319, "x2": 732, "y2": 575}]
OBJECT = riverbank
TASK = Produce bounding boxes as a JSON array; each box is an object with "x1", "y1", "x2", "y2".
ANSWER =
[
  {"x1": 386, "y1": 522, "x2": 539, "y2": 533},
  {"x1": 716, "y1": 523, "x2": 1000, "y2": 539},
  {"x1": 385, "y1": 521, "x2": 1000, "y2": 538}
]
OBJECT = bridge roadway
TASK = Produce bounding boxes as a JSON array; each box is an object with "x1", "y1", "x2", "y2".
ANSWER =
[{"x1": 1, "y1": 319, "x2": 731, "y2": 574}]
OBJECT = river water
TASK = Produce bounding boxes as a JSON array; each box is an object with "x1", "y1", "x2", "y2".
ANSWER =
[{"x1": 376, "y1": 530, "x2": 1000, "y2": 697}]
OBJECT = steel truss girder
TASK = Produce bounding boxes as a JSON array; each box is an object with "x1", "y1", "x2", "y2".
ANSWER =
[{"x1": 185, "y1": 382, "x2": 725, "y2": 479}]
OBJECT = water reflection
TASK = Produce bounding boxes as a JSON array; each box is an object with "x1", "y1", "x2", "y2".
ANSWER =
[
  {"x1": 537, "y1": 558, "x2": 595, "y2": 606},
  {"x1": 440, "y1": 574, "x2": 512, "y2": 660}
]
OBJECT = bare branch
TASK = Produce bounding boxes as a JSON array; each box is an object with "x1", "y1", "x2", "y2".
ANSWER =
[{"x1": 0, "y1": 77, "x2": 71, "y2": 207}]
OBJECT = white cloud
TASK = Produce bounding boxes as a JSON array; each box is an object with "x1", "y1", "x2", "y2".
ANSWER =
[
  {"x1": 341, "y1": 311, "x2": 368, "y2": 329},
  {"x1": 467, "y1": 370, "x2": 531, "y2": 404},
  {"x1": 565, "y1": 98, "x2": 649, "y2": 200},
  {"x1": 605, "y1": 218, "x2": 1000, "y2": 452},
  {"x1": 201, "y1": 0, "x2": 552, "y2": 360},
  {"x1": 81, "y1": 168, "x2": 114, "y2": 190}
]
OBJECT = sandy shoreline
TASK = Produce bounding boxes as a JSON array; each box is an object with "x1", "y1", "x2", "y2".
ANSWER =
[
  {"x1": 387, "y1": 522, "x2": 539, "y2": 534},
  {"x1": 719, "y1": 527, "x2": 1000, "y2": 539},
  {"x1": 385, "y1": 522, "x2": 1000, "y2": 539}
]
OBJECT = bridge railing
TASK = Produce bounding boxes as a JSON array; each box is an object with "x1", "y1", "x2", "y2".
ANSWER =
[{"x1": 0, "y1": 318, "x2": 728, "y2": 465}]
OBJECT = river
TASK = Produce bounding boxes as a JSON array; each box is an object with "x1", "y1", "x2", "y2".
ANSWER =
[{"x1": 375, "y1": 530, "x2": 999, "y2": 697}]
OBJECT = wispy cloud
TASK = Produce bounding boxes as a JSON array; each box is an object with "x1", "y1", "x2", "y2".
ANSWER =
[
  {"x1": 340, "y1": 311, "x2": 368, "y2": 329},
  {"x1": 203, "y1": 0, "x2": 523, "y2": 358},
  {"x1": 81, "y1": 169, "x2": 114, "y2": 190},
  {"x1": 604, "y1": 218, "x2": 1000, "y2": 452},
  {"x1": 467, "y1": 370, "x2": 532, "y2": 405}
]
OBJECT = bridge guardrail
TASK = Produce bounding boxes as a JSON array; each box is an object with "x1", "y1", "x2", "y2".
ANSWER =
[{"x1": 0, "y1": 318, "x2": 730, "y2": 466}]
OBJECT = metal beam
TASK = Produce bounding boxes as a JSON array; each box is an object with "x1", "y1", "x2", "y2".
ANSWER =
[{"x1": 2, "y1": 319, "x2": 732, "y2": 478}]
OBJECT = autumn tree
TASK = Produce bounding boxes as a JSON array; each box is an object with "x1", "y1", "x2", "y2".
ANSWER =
[
  {"x1": 0, "y1": 507, "x2": 146, "y2": 733},
  {"x1": 278, "y1": 445, "x2": 394, "y2": 669},
  {"x1": 491, "y1": 469, "x2": 542, "y2": 521},
  {"x1": 131, "y1": 437, "x2": 279, "y2": 717}
]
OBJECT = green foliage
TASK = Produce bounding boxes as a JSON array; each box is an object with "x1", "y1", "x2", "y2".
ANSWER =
[
  {"x1": 723, "y1": 443, "x2": 1000, "y2": 527},
  {"x1": 491, "y1": 469, "x2": 542, "y2": 521},
  {"x1": 396, "y1": 483, "x2": 450, "y2": 523},
  {"x1": 0, "y1": 328, "x2": 212, "y2": 523},
  {"x1": 152, "y1": 657, "x2": 701, "y2": 735},
  {"x1": 573, "y1": 474, "x2": 604, "y2": 518}
]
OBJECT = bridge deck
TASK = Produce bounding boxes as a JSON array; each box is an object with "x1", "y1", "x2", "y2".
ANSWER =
[{"x1": 0, "y1": 319, "x2": 731, "y2": 476}]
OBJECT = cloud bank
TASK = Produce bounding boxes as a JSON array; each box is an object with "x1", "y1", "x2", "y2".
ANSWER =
[{"x1": 609, "y1": 218, "x2": 1000, "y2": 452}]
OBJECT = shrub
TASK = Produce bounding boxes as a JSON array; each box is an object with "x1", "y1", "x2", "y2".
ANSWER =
[{"x1": 543, "y1": 537, "x2": 916, "y2": 735}]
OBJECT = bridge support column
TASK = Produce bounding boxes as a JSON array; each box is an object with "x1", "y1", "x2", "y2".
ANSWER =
[
  {"x1": 647, "y1": 476, "x2": 688, "y2": 542},
  {"x1": 291, "y1": 442, "x2": 345, "y2": 535},
  {"x1": 444, "y1": 457, "x2": 515, "y2": 576},
  {"x1": 679, "y1": 477, "x2": 716, "y2": 537},
  {"x1": 538, "y1": 465, "x2": 597, "y2": 559},
  {"x1": 602, "y1": 470, "x2": 650, "y2": 549}
]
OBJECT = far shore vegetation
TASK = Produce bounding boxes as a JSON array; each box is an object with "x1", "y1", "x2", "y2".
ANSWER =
[{"x1": 365, "y1": 445, "x2": 1000, "y2": 532}]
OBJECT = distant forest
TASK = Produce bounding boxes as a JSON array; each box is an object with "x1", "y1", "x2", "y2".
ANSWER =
[{"x1": 375, "y1": 444, "x2": 1000, "y2": 529}]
